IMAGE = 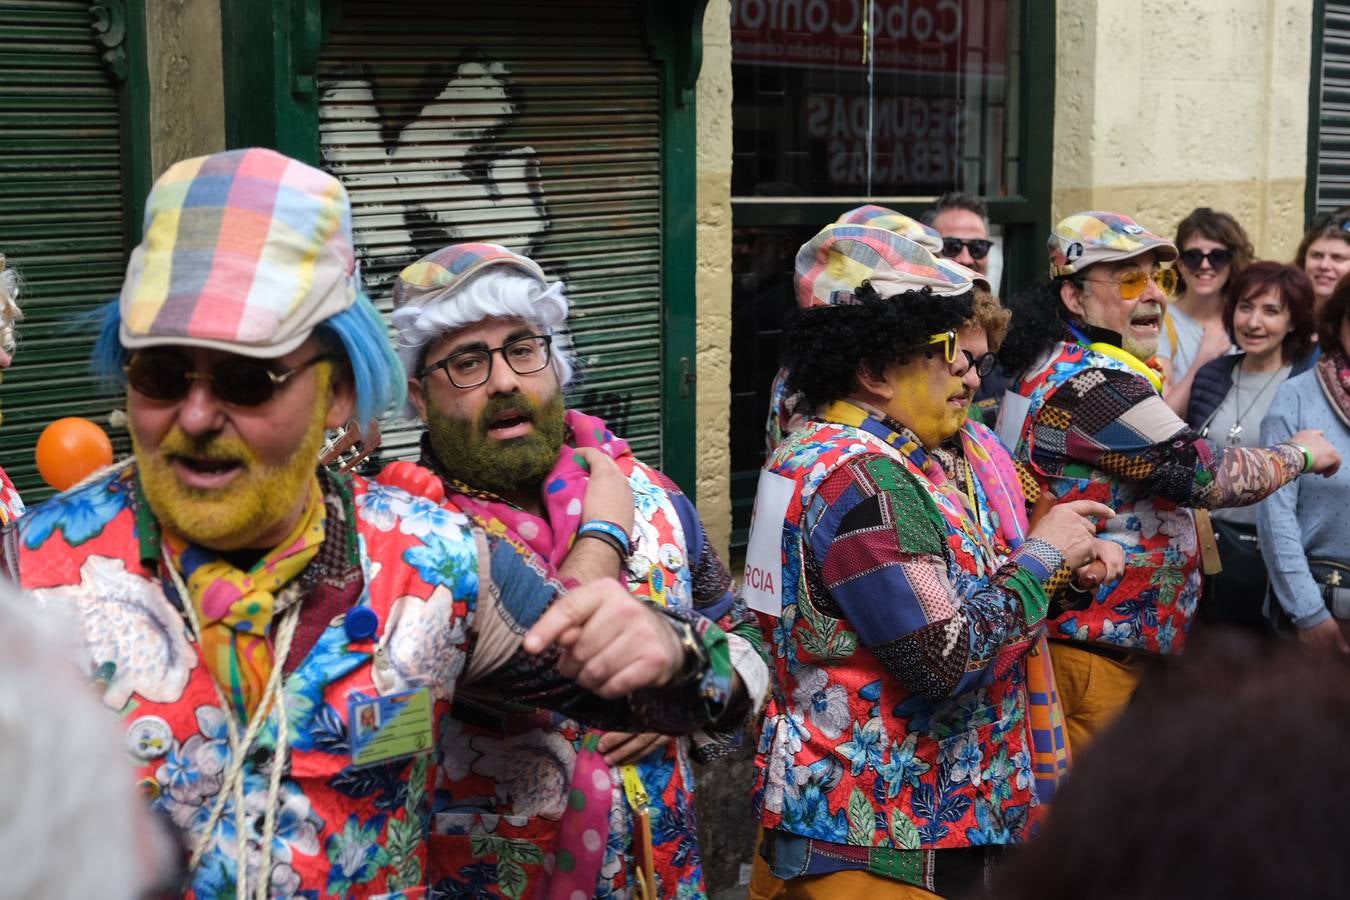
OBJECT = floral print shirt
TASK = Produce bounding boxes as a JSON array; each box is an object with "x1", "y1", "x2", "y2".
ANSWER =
[
  {"x1": 754, "y1": 405, "x2": 1067, "y2": 891},
  {"x1": 6, "y1": 466, "x2": 733, "y2": 899}
]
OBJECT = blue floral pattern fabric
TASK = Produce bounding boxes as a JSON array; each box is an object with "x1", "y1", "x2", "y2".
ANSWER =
[{"x1": 753, "y1": 407, "x2": 1066, "y2": 890}]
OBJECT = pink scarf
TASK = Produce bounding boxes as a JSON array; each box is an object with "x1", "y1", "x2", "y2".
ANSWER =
[{"x1": 433, "y1": 409, "x2": 630, "y2": 900}]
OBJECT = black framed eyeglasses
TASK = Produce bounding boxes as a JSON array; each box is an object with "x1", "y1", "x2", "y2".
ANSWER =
[
  {"x1": 1178, "y1": 248, "x2": 1233, "y2": 272},
  {"x1": 419, "y1": 334, "x2": 553, "y2": 389},
  {"x1": 125, "y1": 350, "x2": 335, "y2": 406},
  {"x1": 962, "y1": 350, "x2": 998, "y2": 379},
  {"x1": 940, "y1": 237, "x2": 993, "y2": 260}
]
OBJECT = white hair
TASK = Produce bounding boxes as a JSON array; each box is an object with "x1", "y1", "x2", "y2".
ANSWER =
[
  {"x1": 0, "y1": 264, "x2": 23, "y2": 354},
  {"x1": 390, "y1": 268, "x2": 577, "y2": 418},
  {"x1": 0, "y1": 586, "x2": 150, "y2": 899}
]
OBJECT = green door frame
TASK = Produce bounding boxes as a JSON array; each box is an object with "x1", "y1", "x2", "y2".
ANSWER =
[
  {"x1": 642, "y1": 0, "x2": 708, "y2": 498},
  {"x1": 219, "y1": 0, "x2": 705, "y2": 497},
  {"x1": 93, "y1": 0, "x2": 154, "y2": 247}
]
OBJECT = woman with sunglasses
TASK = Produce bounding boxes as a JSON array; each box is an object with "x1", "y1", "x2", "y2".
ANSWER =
[
  {"x1": 1185, "y1": 262, "x2": 1318, "y2": 634},
  {"x1": 1295, "y1": 214, "x2": 1350, "y2": 312},
  {"x1": 1159, "y1": 208, "x2": 1254, "y2": 416},
  {"x1": 1259, "y1": 279, "x2": 1350, "y2": 653}
]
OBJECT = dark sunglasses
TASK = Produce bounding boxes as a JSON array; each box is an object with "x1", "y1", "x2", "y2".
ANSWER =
[
  {"x1": 940, "y1": 237, "x2": 993, "y2": 260},
  {"x1": 1178, "y1": 248, "x2": 1233, "y2": 271},
  {"x1": 125, "y1": 350, "x2": 335, "y2": 406},
  {"x1": 962, "y1": 350, "x2": 997, "y2": 379}
]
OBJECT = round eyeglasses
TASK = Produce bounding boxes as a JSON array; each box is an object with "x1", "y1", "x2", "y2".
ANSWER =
[{"x1": 419, "y1": 334, "x2": 553, "y2": 389}]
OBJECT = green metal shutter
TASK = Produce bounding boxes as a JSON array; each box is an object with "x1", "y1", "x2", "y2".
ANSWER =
[
  {"x1": 317, "y1": 1, "x2": 663, "y2": 465},
  {"x1": 1313, "y1": 1, "x2": 1350, "y2": 214},
  {"x1": 0, "y1": 0, "x2": 129, "y2": 499}
]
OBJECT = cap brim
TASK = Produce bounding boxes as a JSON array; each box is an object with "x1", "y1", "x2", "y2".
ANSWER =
[{"x1": 119, "y1": 326, "x2": 312, "y2": 359}]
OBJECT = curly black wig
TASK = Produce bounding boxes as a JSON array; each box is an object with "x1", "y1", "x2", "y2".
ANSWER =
[
  {"x1": 783, "y1": 282, "x2": 973, "y2": 409},
  {"x1": 997, "y1": 276, "x2": 1078, "y2": 377}
]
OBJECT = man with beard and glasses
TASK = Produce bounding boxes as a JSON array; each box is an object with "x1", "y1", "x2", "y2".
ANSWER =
[
  {"x1": 996, "y1": 211, "x2": 1342, "y2": 755},
  {"x1": 383, "y1": 242, "x2": 770, "y2": 899},
  {"x1": 2, "y1": 150, "x2": 737, "y2": 899}
]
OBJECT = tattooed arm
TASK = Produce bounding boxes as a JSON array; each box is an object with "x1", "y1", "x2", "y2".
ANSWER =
[{"x1": 1031, "y1": 367, "x2": 1303, "y2": 509}]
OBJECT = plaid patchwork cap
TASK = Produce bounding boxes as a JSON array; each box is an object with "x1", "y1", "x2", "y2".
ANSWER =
[
  {"x1": 834, "y1": 204, "x2": 944, "y2": 255},
  {"x1": 120, "y1": 148, "x2": 358, "y2": 358},
  {"x1": 794, "y1": 223, "x2": 979, "y2": 309},
  {"x1": 1049, "y1": 211, "x2": 1178, "y2": 277},
  {"x1": 391, "y1": 242, "x2": 548, "y2": 311}
]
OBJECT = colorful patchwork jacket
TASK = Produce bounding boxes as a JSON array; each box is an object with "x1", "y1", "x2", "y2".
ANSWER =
[
  {"x1": 409, "y1": 446, "x2": 765, "y2": 900},
  {"x1": 6, "y1": 466, "x2": 732, "y2": 899},
  {"x1": 999, "y1": 340, "x2": 1304, "y2": 655},
  {"x1": 753, "y1": 404, "x2": 1068, "y2": 886}
]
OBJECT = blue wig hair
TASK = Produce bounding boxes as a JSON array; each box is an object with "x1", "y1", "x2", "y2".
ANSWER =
[{"x1": 90, "y1": 292, "x2": 405, "y2": 426}]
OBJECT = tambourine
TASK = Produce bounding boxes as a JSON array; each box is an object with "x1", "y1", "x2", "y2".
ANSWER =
[{"x1": 319, "y1": 419, "x2": 381, "y2": 474}]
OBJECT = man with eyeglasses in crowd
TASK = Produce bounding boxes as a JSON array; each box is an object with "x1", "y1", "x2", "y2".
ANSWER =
[
  {"x1": 746, "y1": 222, "x2": 1120, "y2": 899},
  {"x1": 2, "y1": 150, "x2": 737, "y2": 898},
  {"x1": 380, "y1": 242, "x2": 769, "y2": 898},
  {"x1": 996, "y1": 211, "x2": 1343, "y2": 754},
  {"x1": 923, "y1": 191, "x2": 994, "y2": 278}
]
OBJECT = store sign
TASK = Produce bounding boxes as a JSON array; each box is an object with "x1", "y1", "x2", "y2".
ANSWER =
[
  {"x1": 731, "y1": 0, "x2": 999, "y2": 74},
  {"x1": 807, "y1": 92, "x2": 961, "y2": 187}
]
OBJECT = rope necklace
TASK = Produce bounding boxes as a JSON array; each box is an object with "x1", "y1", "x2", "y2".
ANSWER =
[{"x1": 169, "y1": 559, "x2": 301, "y2": 900}]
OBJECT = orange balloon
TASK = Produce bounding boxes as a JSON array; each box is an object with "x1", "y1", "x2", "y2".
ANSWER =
[{"x1": 36, "y1": 417, "x2": 114, "y2": 492}]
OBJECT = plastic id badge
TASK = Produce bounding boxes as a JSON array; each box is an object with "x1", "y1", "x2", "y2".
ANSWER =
[{"x1": 348, "y1": 688, "x2": 434, "y2": 768}]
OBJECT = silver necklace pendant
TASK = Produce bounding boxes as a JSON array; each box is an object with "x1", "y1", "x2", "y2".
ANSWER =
[{"x1": 1228, "y1": 422, "x2": 1243, "y2": 445}]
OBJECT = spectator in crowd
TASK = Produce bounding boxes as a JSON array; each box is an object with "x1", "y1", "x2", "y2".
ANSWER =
[
  {"x1": 997, "y1": 211, "x2": 1340, "y2": 755},
  {"x1": 922, "y1": 191, "x2": 993, "y2": 278},
  {"x1": 1185, "y1": 262, "x2": 1318, "y2": 633},
  {"x1": 4, "y1": 148, "x2": 734, "y2": 898},
  {"x1": 1259, "y1": 275, "x2": 1350, "y2": 652},
  {"x1": 980, "y1": 634, "x2": 1350, "y2": 900},
  {"x1": 1296, "y1": 215, "x2": 1350, "y2": 312},
  {"x1": 749, "y1": 222, "x2": 1119, "y2": 899},
  {"x1": 924, "y1": 192, "x2": 1009, "y2": 410},
  {"x1": 1160, "y1": 208, "x2": 1255, "y2": 415},
  {"x1": 383, "y1": 241, "x2": 769, "y2": 898}
]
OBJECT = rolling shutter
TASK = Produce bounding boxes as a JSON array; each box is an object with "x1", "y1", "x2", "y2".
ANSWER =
[
  {"x1": 1313, "y1": 1, "x2": 1350, "y2": 214},
  {"x1": 317, "y1": 0, "x2": 664, "y2": 465},
  {"x1": 0, "y1": 0, "x2": 129, "y2": 500}
]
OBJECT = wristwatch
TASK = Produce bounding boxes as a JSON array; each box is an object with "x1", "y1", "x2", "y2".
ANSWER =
[{"x1": 666, "y1": 617, "x2": 710, "y2": 687}]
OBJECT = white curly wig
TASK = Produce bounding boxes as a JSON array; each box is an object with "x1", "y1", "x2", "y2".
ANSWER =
[{"x1": 390, "y1": 266, "x2": 576, "y2": 418}]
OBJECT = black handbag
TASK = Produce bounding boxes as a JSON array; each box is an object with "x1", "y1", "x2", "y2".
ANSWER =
[
  {"x1": 1199, "y1": 518, "x2": 1270, "y2": 631},
  {"x1": 1310, "y1": 559, "x2": 1350, "y2": 620}
]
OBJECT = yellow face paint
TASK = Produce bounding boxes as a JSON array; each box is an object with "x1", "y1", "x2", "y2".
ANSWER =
[
  {"x1": 883, "y1": 357, "x2": 968, "y2": 450},
  {"x1": 135, "y1": 367, "x2": 331, "y2": 550}
]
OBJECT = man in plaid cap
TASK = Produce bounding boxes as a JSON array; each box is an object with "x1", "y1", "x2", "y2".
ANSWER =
[
  {"x1": 381, "y1": 241, "x2": 769, "y2": 898},
  {"x1": 745, "y1": 222, "x2": 1120, "y2": 899},
  {"x1": 996, "y1": 210, "x2": 1341, "y2": 754},
  {"x1": 4, "y1": 149, "x2": 736, "y2": 899},
  {"x1": 764, "y1": 205, "x2": 947, "y2": 452}
]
